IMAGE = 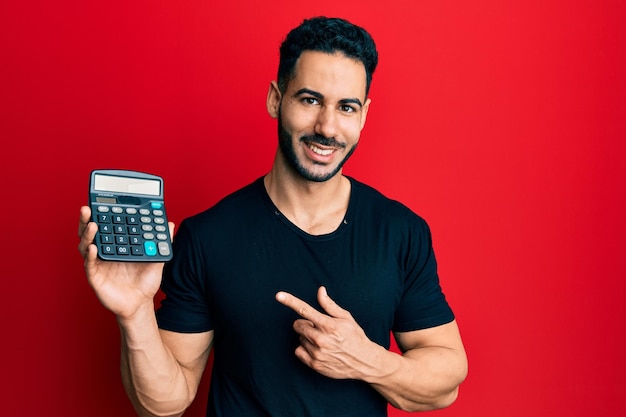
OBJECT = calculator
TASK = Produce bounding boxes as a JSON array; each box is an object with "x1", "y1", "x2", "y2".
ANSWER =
[{"x1": 89, "y1": 169, "x2": 173, "y2": 262}]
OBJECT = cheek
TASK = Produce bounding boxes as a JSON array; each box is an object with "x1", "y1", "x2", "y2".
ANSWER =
[
  {"x1": 282, "y1": 107, "x2": 317, "y2": 134},
  {"x1": 340, "y1": 118, "x2": 364, "y2": 141}
]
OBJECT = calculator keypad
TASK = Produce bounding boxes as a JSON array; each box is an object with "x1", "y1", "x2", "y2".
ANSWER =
[{"x1": 93, "y1": 203, "x2": 172, "y2": 261}]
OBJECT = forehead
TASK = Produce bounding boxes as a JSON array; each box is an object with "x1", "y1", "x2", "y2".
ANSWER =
[{"x1": 289, "y1": 51, "x2": 367, "y2": 100}]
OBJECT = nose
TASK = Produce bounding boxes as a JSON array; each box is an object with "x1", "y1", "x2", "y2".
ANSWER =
[{"x1": 314, "y1": 106, "x2": 338, "y2": 139}]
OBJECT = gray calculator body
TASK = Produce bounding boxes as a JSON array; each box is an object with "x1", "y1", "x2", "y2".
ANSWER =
[{"x1": 89, "y1": 169, "x2": 173, "y2": 262}]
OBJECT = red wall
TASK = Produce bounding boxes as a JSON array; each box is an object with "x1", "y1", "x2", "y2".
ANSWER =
[{"x1": 3, "y1": 1, "x2": 625, "y2": 416}]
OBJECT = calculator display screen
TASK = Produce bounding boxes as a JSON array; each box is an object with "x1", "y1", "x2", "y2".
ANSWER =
[{"x1": 93, "y1": 174, "x2": 161, "y2": 196}]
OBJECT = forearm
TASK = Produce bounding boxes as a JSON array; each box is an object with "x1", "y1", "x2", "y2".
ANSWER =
[
  {"x1": 363, "y1": 343, "x2": 467, "y2": 411},
  {"x1": 118, "y1": 303, "x2": 194, "y2": 417}
]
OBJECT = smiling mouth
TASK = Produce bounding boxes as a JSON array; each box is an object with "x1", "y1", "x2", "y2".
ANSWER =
[
  {"x1": 307, "y1": 142, "x2": 335, "y2": 156},
  {"x1": 302, "y1": 135, "x2": 345, "y2": 158}
]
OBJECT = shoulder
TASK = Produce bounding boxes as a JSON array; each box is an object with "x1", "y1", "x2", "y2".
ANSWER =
[
  {"x1": 349, "y1": 177, "x2": 429, "y2": 229},
  {"x1": 180, "y1": 177, "x2": 266, "y2": 232}
]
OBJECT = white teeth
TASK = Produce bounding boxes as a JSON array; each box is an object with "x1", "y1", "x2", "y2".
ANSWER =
[{"x1": 308, "y1": 143, "x2": 333, "y2": 156}]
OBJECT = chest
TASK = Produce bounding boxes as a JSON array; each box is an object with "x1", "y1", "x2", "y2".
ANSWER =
[{"x1": 204, "y1": 222, "x2": 406, "y2": 347}]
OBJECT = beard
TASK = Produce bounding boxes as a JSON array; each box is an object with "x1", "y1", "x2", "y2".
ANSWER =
[{"x1": 277, "y1": 113, "x2": 357, "y2": 183}]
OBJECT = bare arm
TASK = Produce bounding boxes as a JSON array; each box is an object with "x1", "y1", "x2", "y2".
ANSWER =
[
  {"x1": 119, "y1": 313, "x2": 213, "y2": 417},
  {"x1": 369, "y1": 321, "x2": 467, "y2": 410},
  {"x1": 78, "y1": 206, "x2": 213, "y2": 416},
  {"x1": 275, "y1": 286, "x2": 467, "y2": 411}
]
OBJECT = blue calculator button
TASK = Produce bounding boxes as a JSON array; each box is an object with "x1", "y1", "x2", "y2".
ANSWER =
[
  {"x1": 144, "y1": 241, "x2": 157, "y2": 256},
  {"x1": 151, "y1": 202, "x2": 162, "y2": 209}
]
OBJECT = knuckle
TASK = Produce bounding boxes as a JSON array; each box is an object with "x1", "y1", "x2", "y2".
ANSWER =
[{"x1": 297, "y1": 304, "x2": 309, "y2": 317}]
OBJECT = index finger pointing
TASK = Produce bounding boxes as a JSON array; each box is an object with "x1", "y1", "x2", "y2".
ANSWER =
[{"x1": 276, "y1": 291, "x2": 325, "y2": 323}]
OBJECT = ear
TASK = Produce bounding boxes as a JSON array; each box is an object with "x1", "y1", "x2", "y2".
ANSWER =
[
  {"x1": 359, "y1": 97, "x2": 371, "y2": 131},
  {"x1": 266, "y1": 81, "x2": 282, "y2": 119}
]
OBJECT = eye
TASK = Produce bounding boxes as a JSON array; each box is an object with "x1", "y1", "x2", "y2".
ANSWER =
[
  {"x1": 339, "y1": 104, "x2": 356, "y2": 113},
  {"x1": 302, "y1": 97, "x2": 319, "y2": 105}
]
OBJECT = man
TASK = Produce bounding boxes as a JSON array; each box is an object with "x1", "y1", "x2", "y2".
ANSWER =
[{"x1": 78, "y1": 16, "x2": 467, "y2": 417}]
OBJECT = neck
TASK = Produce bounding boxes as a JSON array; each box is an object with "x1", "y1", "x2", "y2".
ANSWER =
[{"x1": 264, "y1": 152, "x2": 351, "y2": 235}]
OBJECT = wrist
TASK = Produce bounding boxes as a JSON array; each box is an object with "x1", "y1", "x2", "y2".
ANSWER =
[
  {"x1": 116, "y1": 302, "x2": 159, "y2": 344},
  {"x1": 359, "y1": 343, "x2": 401, "y2": 384}
]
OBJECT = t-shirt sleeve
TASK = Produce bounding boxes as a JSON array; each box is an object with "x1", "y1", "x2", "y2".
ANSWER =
[
  {"x1": 155, "y1": 217, "x2": 214, "y2": 333},
  {"x1": 392, "y1": 216, "x2": 455, "y2": 332}
]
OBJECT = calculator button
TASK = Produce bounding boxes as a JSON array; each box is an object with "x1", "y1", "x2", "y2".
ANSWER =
[
  {"x1": 128, "y1": 226, "x2": 140, "y2": 235},
  {"x1": 127, "y1": 216, "x2": 139, "y2": 225},
  {"x1": 126, "y1": 208, "x2": 137, "y2": 214},
  {"x1": 114, "y1": 225, "x2": 125, "y2": 234},
  {"x1": 131, "y1": 246, "x2": 144, "y2": 255},
  {"x1": 143, "y1": 233, "x2": 155, "y2": 240},
  {"x1": 97, "y1": 206, "x2": 110, "y2": 213},
  {"x1": 156, "y1": 233, "x2": 168, "y2": 240},
  {"x1": 139, "y1": 209, "x2": 150, "y2": 215},
  {"x1": 151, "y1": 202, "x2": 162, "y2": 209},
  {"x1": 141, "y1": 225, "x2": 154, "y2": 232},
  {"x1": 153, "y1": 217, "x2": 165, "y2": 225},
  {"x1": 112, "y1": 207, "x2": 124, "y2": 214},
  {"x1": 153, "y1": 209, "x2": 164, "y2": 216},
  {"x1": 113, "y1": 215, "x2": 125, "y2": 224},
  {"x1": 97, "y1": 214, "x2": 111, "y2": 223},
  {"x1": 130, "y1": 236, "x2": 141, "y2": 245},
  {"x1": 158, "y1": 241, "x2": 171, "y2": 256},
  {"x1": 100, "y1": 234, "x2": 114, "y2": 244},
  {"x1": 140, "y1": 216, "x2": 152, "y2": 224},
  {"x1": 116, "y1": 235, "x2": 128, "y2": 245},
  {"x1": 99, "y1": 224, "x2": 112, "y2": 234},
  {"x1": 102, "y1": 244, "x2": 115, "y2": 254},
  {"x1": 116, "y1": 245, "x2": 130, "y2": 255},
  {"x1": 155, "y1": 225, "x2": 166, "y2": 232},
  {"x1": 144, "y1": 241, "x2": 157, "y2": 256}
]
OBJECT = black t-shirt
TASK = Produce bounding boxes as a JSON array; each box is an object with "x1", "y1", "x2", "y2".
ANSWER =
[{"x1": 156, "y1": 177, "x2": 454, "y2": 417}]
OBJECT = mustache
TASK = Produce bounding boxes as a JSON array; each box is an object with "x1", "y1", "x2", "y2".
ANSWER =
[{"x1": 300, "y1": 134, "x2": 346, "y2": 149}]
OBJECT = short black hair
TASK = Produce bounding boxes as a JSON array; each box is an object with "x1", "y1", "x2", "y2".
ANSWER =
[{"x1": 277, "y1": 16, "x2": 378, "y2": 96}]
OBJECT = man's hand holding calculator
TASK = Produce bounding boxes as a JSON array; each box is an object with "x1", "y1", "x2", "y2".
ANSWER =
[
  {"x1": 77, "y1": 205, "x2": 175, "y2": 319},
  {"x1": 78, "y1": 170, "x2": 175, "y2": 319}
]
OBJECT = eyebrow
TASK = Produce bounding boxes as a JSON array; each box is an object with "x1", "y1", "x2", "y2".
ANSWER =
[{"x1": 294, "y1": 88, "x2": 363, "y2": 108}]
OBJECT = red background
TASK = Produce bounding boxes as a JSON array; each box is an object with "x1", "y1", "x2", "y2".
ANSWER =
[{"x1": 2, "y1": 1, "x2": 625, "y2": 416}]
